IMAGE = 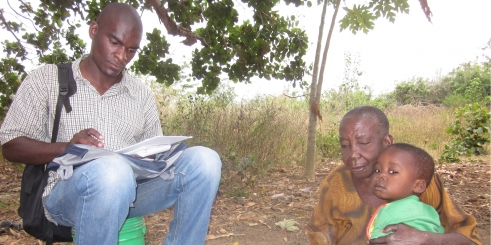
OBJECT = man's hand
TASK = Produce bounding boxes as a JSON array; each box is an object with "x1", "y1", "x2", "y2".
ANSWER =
[
  {"x1": 70, "y1": 128, "x2": 104, "y2": 148},
  {"x1": 2, "y1": 129, "x2": 105, "y2": 165},
  {"x1": 368, "y1": 224, "x2": 434, "y2": 245}
]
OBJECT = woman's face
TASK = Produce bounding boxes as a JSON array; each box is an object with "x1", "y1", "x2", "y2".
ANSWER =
[{"x1": 339, "y1": 115, "x2": 391, "y2": 180}]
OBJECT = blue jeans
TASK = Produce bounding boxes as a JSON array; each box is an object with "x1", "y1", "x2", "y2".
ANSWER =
[{"x1": 44, "y1": 146, "x2": 222, "y2": 245}]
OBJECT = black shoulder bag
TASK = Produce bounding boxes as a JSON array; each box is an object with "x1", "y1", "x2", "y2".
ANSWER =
[{"x1": 17, "y1": 63, "x2": 77, "y2": 244}]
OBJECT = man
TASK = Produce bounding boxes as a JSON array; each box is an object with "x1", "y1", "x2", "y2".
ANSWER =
[
  {"x1": 0, "y1": 3, "x2": 221, "y2": 245},
  {"x1": 306, "y1": 106, "x2": 480, "y2": 245}
]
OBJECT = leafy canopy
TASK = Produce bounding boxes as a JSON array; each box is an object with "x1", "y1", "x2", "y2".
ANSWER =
[
  {"x1": 0, "y1": 0, "x2": 312, "y2": 110},
  {"x1": 0, "y1": 0, "x2": 432, "y2": 115},
  {"x1": 338, "y1": 0, "x2": 431, "y2": 34}
]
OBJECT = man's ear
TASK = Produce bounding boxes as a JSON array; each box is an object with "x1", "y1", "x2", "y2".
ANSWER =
[
  {"x1": 383, "y1": 134, "x2": 393, "y2": 146},
  {"x1": 413, "y1": 179, "x2": 426, "y2": 194},
  {"x1": 88, "y1": 21, "x2": 98, "y2": 39}
]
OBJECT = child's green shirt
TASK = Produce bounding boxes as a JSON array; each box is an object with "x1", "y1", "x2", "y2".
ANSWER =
[{"x1": 367, "y1": 195, "x2": 444, "y2": 240}]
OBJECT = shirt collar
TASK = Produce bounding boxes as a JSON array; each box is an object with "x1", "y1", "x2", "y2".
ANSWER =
[{"x1": 72, "y1": 55, "x2": 137, "y2": 98}]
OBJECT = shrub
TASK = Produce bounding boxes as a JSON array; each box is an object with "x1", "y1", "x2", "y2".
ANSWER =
[
  {"x1": 443, "y1": 93, "x2": 468, "y2": 107},
  {"x1": 391, "y1": 77, "x2": 431, "y2": 105},
  {"x1": 439, "y1": 103, "x2": 490, "y2": 162},
  {"x1": 439, "y1": 140, "x2": 466, "y2": 163},
  {"x1": 316, "y1": 129, "x2": 340, "y2": 159},
  {"x1": 464, "y1": 78, "x2": 488, "y2": 104},
  {"x1": 441, "y1": 62, "x2": 490, "y2": 106},
  {"x1": 443, "y1": 77, "x2": 489, "y2": 107}
]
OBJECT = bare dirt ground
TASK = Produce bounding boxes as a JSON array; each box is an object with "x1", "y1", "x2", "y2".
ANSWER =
[{"x1": 0, "y1": 158, "x2": 489, "y2": 245}]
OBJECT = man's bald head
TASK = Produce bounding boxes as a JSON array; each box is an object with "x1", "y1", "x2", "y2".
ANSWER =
[
  {"x1": 85, "y1": 2, "x2": 143, "y2": 79},
  {"x1": 96, "y1": 3, "x2": 143, "y2": 33}
]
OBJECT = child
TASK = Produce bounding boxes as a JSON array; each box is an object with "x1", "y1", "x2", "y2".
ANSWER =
[{"x1": 366, "y1": 143, "x2": 444, "y2": 240}]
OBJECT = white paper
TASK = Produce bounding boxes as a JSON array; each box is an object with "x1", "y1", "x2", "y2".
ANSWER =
[
  {"x1": 116, "y1": 136, "x2": 192, "y2": 157},
  {"x1": 122, "y1": 144, "x2": 171, "y2": 158}
]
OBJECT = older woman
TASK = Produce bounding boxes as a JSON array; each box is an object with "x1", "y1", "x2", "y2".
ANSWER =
[{"x1": 306, "y1": 106, "x2": 480, "y2": 245}]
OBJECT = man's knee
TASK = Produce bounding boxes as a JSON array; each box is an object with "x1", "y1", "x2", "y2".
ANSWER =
[
  {"x1": 83, "y1": 157, "x2": 136, "y2": 190},
  {"x1": 189, "y1": 146, "x2": 221, "y2": 171}
]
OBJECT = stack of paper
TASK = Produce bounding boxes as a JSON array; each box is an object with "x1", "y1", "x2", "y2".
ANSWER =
[{"x1": 116, "y1": 136, "x2": 192, "y2": 158}]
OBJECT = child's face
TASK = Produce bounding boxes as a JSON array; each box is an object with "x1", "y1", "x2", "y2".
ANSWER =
[{"x1": 370, "y1": 147, "x2": 423, "y2": 202}]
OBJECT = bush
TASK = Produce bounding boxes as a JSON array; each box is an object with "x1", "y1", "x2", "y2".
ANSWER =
[
  {"x1": 464, "y1": 78, "x2": 488, "y2": 103},
  {"x1": 441, "y1": 62, "x2": 490, "y2": 106},
  {"x1": 443, "y1": 77, "x2": 489, "y2": 107},
  {"x1": 392, "y1": 62, "x2": 491, "y2": 107},
  {"x1": 443, "y1": 93, "x2": 468, "y2": 108},
  {"x1": 439, "y1": 103, "x2": 490, "y2": 162},
  {"x1": 316, "y1": 129, "x2": 340, "y2": 159},
  {"x1": 391, "y1": 77, "x2": 432, "y2": 105},
  {"x1": 439, "y1": 140, "x2": 466, "y2": 163},
  {"x1": 449, "y1": 62, "x2": 490, "y2": 97}
]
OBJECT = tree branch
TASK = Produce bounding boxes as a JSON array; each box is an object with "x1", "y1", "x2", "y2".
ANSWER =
[
  {"x1": 147, "y1": 0, "x2": 209, "y2": 47},
  {"x1": 15, "y1": 0, "x2": 40, "y2": 32},
  {"x1": 418, "y1": 0, "x2": 432, "y2": 22},
  {"x1": 283, "y1": 92, "x2": 308, "y2": 99},
  {"x1": 0, "y1": 9, "x2": 26, "y2": 51}
]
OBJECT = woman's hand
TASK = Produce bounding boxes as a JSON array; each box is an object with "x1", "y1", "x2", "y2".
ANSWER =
[
  {"x1": 369, "y1": 224, "x2": 433, "y2": 245},
  {"x1": 369, "y1": 224, "x2": 474, "y2": 245}
]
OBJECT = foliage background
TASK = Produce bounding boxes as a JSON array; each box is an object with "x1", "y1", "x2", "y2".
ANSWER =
[{"x1": 143, "y1": 58, "x2": 490, "y2": 192}]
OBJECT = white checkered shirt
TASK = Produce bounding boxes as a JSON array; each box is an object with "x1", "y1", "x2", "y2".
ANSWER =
[{"x1": 0, "y1": 56, "x2": 163, "y2": 151}]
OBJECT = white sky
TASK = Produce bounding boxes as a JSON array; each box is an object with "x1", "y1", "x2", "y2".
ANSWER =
[
  {"x1": 230, "y1": 0, "x2": 491, "y2": 98},
  {"x1": 1, "y1": 0, "x2": 490, "y2": 99}
]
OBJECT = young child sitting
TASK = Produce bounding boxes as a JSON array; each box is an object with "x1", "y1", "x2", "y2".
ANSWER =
[{"x1": 366, "y1": 143, "x2": 444, "y2": 240}]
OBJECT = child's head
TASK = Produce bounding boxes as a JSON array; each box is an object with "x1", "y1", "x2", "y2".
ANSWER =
[{"x1": 370, "y1": 143, "x2": 435, "y2": 202}]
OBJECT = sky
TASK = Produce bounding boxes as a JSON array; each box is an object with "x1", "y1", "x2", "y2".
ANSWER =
[
  {"x1": 1, "y1": 0, "x2": 490, "y2": 99},
  {"x1": 229, "y1": 0, "x2": 491, "y2": 99}
]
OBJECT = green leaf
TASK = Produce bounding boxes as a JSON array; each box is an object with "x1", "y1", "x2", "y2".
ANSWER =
[{"x1": 275, "y1": 219, "x2": 299, "y2": 232}]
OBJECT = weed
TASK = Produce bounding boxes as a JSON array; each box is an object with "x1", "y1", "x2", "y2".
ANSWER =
[{"x1": 223, "y1": 182, "x2": 251, "y2": 198}]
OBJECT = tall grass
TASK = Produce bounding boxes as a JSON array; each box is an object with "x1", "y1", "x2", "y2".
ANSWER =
[
  {"x1": 151, "y1": 81, "x2": 459, "y2": 189},
  {"x1": 315, "y1": 103, "x2": 455, "y2": 162},
  {"x1": 152, "y1": 83, "x2": 308, "y2": 188},
  {"x1": 385, "y1": 105, "x2": 455, "y2": 158}
]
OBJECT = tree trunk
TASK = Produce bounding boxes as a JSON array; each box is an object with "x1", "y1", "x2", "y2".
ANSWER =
[
  {"x1": 304, "y1": 0, "x2": 341, "y2": 179},
  {"x1": 316, "y1": 2, "x2": 341, "y2": 103},
  {"x1": 304, "y1": 0, "x2": 329, "y2": 179}
]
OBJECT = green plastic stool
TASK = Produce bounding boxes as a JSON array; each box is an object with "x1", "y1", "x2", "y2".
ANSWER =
[{"x1": 72, "y1": 216, "x2": 147, "y2": 245}]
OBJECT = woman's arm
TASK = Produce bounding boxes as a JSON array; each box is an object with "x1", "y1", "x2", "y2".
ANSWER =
[
  {"x1": 306, "y1": 174, "x2": 338, "y2": 245},
  {"x1": 419, "y1": 174, "x2": 481, "y2": 244}
]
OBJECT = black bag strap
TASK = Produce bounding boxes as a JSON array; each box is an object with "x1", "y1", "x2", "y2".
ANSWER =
[
  {"x1": 44, "y1": 63, "x2": 76, "y2": 245},
  {"x1": 52, "y1": 63, "x2": 76, "y2": 143},
  {"x1": 46, "y1": 224, "x2": 54, "y2": 245}
]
